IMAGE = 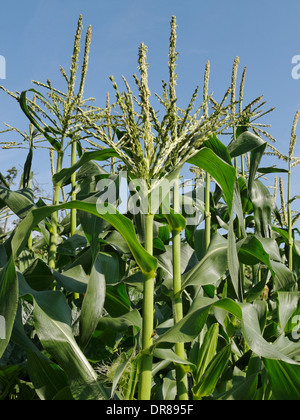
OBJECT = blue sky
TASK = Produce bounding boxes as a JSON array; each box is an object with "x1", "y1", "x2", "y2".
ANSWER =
[{"x1": 0, "y1": 0, "x2": 300, "y2": 217}]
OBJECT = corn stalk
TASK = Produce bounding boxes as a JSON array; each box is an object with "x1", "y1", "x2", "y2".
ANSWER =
[
  {"x1": 4, "y1": 16, "x2": 95, "y2": 270},
  {"x1": 79, "y1": 16, "x2": 236, "y2": 399}
]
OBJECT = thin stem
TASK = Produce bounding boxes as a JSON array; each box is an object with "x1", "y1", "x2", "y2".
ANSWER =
[
  {"x1": 138, "y1": 213, "x2": 155, "y2": 400},
  {"x1": 106, "y1": 92, "x2": 116, "y2": 175},
  {"x1": 287, "y1": 110, "x2": 299, "y2": 271},
  {"x1": 172, "y1": 176, "x2": 189, "y2": 400},
  {"x1": 288, "y1": 164, "x2": 293, "y2": 271},
  {"x1": 27, "y1": 177, "x2": 33, "y2": 251},
  {"x1": 232, "y1": 124, "x2": 245, "y2": 295},
  {"x1": 203, "y1": 61, "x2": 211, "y2": 253},
  {"x1": 205, "y1": 172, "x2": 211, "y2": 250},
  {"x1": 241, "y1": 155, "x2": 245, "y2": 178},
  {"x1": 71, "y1": 140, "x2": 79, "y2": 300},
  {"x1": 48, "y1": 151, "x2": 64, "y2": 270},
  {"x1": 71, "y1": 140, "x2": 77, "y2": 236}
]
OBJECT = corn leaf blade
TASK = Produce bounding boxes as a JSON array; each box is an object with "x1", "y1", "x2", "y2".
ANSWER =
[{"x1": 0, "y1": 257, "x2": 18, "y2": 358}]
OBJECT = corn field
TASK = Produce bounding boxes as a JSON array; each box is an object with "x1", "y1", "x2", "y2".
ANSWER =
[{"x1": 1, "y1": 15, "x2": 300, "y2": 401}]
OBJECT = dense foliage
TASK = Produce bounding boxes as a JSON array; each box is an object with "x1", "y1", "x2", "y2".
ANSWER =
[{"x1": 0, "y1": 16, "x2": 300, "y2": 400}]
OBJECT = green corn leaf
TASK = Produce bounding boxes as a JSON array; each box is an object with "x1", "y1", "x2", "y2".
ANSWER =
[
  {"x1": 256, "y1": 236, "x2": 282, "y2": 261},
  {"x1": 192, "y1": 323, "x2": 219, "y2": 382},
  {"x1": 53, "y1": 258, "x2": 130, "y2": 318},
  {"x1": 53, "y1": 149, "x2": 119, "y2": 187},
  {"x1": 0, "y1": 245, "x2": 7, "y2": 269},
  {"x1": 27, "y1": 351, "x2": 73, "y2": 400},
  {"x1": 32, "y1": 292, "x2": 108, "y2": 400},
  {"x1": 0, "y1": 257, "x2": 18, "y2": 358},
  {"x1": 23, "y1": 258, "x2": 54, "y2": 291},
  {"x1": 95, "y1": 252, "x2": 120, "y2": 285},
  {"x1": 217, "y1": 373, "x2": 259, "y2": 400},
  {"x1": 233, "y1": 179, "x2": 246, "y2": 237},
  {"x1": 0, "y1": 172, "x2": 10, "y2": 189},
  {"x1": 228, "y1": 130, "x2": 267, "y2": 201},
  {"x1": 0, "y1": 187, "x2": 49, "y2": 245},
  {"x1": 11, "y1": 201, "x2": 157, "y2": 277},
  {"x1": 251, "y1": 180, "x2": 274, "y2": 238},
  {"x1": 153, "y1": 348, "x2": 196, "y2": 371},
  {"x1": 23, "y1": 138, "x2": 33, "y2": 189},
  {"x1": 153, "y1": 296, "x2": 300, "y2": 367},
  {"x1": 264, "y1": 359, "x2": 300, "y2": 400},
  {"x1": 0, "y1": 187, "x2": 35, "y2": 219},
  {"x1": 158, "y1": 242, "x2": 198, "y2": 287},
  {"x1": 152, "y1": 297, "x2": 242, "y2": 348},
  {"x1": 277, "y1": 292, "x2": 299, "y2": 331},
  {"x1": 78, "y1": 201, "x2": 109, "y2": 259},
  {"x1": 188, "y1": 147, "x2": 235, "y2": 213},
  {"x1": 19, "y1": 277, "x2": 109, "y2": 400},
  {"x1": 162, "y1": 373, "x2": 177, "y2": 400},
  {"x1": 257, "y1": 167, "x2": 289, "y2": 174},
  {"x1": 249, "y1": 143, "x2": 267, "y2": 197},
  {"x1": 192, "y1": 344, "x2": 231, "y2": 399},
  {"x1": 271, "y1": 260, "x2": 296, "y2": 291},
  {"x1": 228, "y1": 130, "x2": 265, "y2": 158},
  {"x1": 228, "y1": 204, "x2": 243, "y2": 301},
  {"x1": 53, "y1": 265, "x2": 88, "y2": 294},
  {"x1": 76, "y1": 140, "x2": 83, "y2": 158},
  {"x1": 203, "y1": 134, "x2": 233, "y2": 165},
  {"x1": 97, "y1": 309, "x2": 142, "y2": 333},
  {"x1": 241, "y1": 303, "x2": 298, "y2": 364},
  {"x1": 164, "y1": 209, "x2": 186, "y2": 234},
  {"x1": 272, "y1": 226, "x2": 300, "y2": 257},
  {"x1": 11, "y1": 303, "x2": 72, "y2": 400},
  {"x1": 19, "y1": 90, "x2": 62, "y2": 152},
  {"x1": 225, "y1": 178, "x2": 249, "y2": 302},
  {"x1": 105, "y1": 283, "x2": 131, "y2": 317},
  {"x1": 79, "y1": 256, "x2": 106, "y2": 350},
  {"x1": 237, "y1": 235, "x2": 274, "y2": 275},
  {"x1": 181, "y1": 233, "x2": 228, "y2": 289}
]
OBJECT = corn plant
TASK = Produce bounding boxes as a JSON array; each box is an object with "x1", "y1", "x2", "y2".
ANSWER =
[
  {"x1": 77, "y1": 16, "x2": 240, "y2": 399},
  {"x1": 266, "y1": 111, "x2": 300, "y2": 273},
  {"x1": 0, "y1": 168, "x2": 18, "y2": 237},
  {"x1": 0, "y1": 15, "x2": 300, "y2": 402},
  {"x1": 1, "y1": 15, "x2": 95, "y2": 271}
]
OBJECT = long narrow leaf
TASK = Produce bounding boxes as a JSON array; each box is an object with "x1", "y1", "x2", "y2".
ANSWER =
[
  {"x1": 79, "y1": 256, "x2": 106, "y2": 350},
  {"x1": 193, "y1": 344, "x2": 231, "y2": 398},
  {"x1": 241, "y1": 303, "x2": 299, "y2": 364},
  {"x1": 188, "y1": 147, "x2": 235, "y2": 213},
  {"x1": 181, "y1": 233, "x2": 228, "y2": 289},
  {"x1": 228, "y1": 205, "x2": 243, "y2": 301},
  {"x1": 11, "y1": 201, "x2": 157, "y2": 277},
  {"x1": 19, "y1": 90, "x2": 62, "y2": 152},
  {"x1": 264, "y1": 359, "x2": 300, "y2": 400},
  {"x1": 53, "y1": 149, "x2": 119, "y2": 186},
  {"x1": 0, "y1": 257, "x2": 18, "y2": 358},
  {"x1": 12, "y1": 303, "x2": 72, "y2": 400},
  {"x1": 19, "y1": 276, "x2": 109, "y2": 400}
]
